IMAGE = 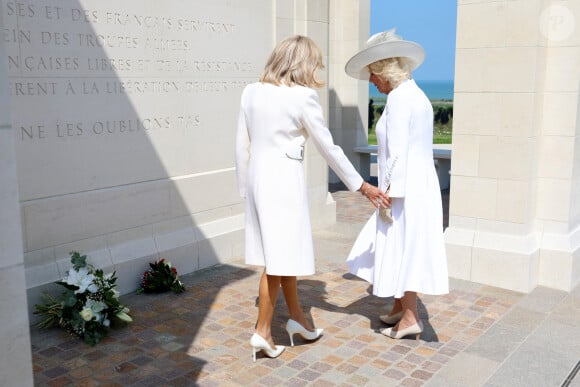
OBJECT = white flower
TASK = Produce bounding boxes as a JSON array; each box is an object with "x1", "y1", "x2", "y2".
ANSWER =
[
  {"x1": 85, "y1": 299, "x2": 107, "y2": 322},
  {"x1": 80, "y1": 308, "x2": 94, "y2": 321},
  {"x1": 63, "y1": 267, "x2": 95, "y2": 294},
  {"x1": 103, "y1": 319, "x2": 110, "y2": 327}
]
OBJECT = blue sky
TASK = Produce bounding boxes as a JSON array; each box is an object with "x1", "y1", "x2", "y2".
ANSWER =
[{"x1": 371, "y1": 0, "x2": 457, "y2": 81}]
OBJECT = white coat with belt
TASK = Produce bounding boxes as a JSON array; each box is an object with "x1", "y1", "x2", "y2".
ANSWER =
[
  {"x1": 347, "y1": 79, "x2": 449, "y2": 297},
  {"x1": 236, "y1": 82, "x2": 363, "y2": 276}
]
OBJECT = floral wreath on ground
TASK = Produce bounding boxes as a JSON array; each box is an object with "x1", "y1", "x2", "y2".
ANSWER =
[
  {"x1": 137, "y1": 258, "x2": 186, "y2": 294},
  {"x1": 34, "y1": 251, "x2": 132, "y2": 346}
]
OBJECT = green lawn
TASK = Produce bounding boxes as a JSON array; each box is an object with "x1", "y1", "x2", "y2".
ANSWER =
[{"x1": 368, "y1": 99, "x2": 452, "y2": 145}]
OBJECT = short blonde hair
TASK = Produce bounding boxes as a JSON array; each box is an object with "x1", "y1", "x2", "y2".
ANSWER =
[
  {"x1": 260, "y1": 35, "x2": 324, "y2": 88},
  {"x1": 368, "y1": 57, "x2": 412, "y2": 89}
]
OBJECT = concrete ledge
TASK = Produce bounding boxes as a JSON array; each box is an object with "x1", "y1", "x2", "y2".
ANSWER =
[
  {"x1": 353, "y1": 145, "x2": 378, "y2": 154},
  {"x1": 354, "y1": 144, "x2": 452, "y2": 189}
]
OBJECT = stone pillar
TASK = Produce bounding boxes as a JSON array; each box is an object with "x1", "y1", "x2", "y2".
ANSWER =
[
  {"x1": 274, "y1": 0, "x2": 370, "y2": 227},
  {"x1": 0, "y1": 8, "x2": 34, "y2": 387},
  {"x1": 329, "y1": 0, "x2": 371, "y2": 183},
  {"x1": 446, "y1": 0, "x2": 580, "y2": 292},
  {"x1": 275, "y1": 0, "x2": 332, "y2": 226}
]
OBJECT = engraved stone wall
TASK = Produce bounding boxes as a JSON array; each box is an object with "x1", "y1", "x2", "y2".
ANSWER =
[{"x1": 1, "y1": 0, "x2": 272, "y2": 297}]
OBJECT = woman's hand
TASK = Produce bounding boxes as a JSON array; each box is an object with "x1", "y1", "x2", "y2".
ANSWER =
[{"x1": 359, "y1": 182, "x2": 391, "y2": 209}]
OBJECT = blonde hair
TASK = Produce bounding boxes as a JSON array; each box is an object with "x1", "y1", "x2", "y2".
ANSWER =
[
  {"x1": 368, "y1": 57, "x2": 412, "y2": 89},
  {"x1": 260, "y1": 35, "x2": 325, "y2": 88}
]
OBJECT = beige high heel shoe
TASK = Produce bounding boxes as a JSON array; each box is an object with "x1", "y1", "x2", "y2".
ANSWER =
[
  {"x1": 380, "y1": 321, "x2": 423, "y2": 340},
  {"x1": 250, "y1": 333, "x2": 285, "y2": 362},
  {"x1": 379, "y1": 311, "x2": 403, "y2": 325},
  {"x1": 285, "y1": 319, "x2": 323, "y2": 347}
]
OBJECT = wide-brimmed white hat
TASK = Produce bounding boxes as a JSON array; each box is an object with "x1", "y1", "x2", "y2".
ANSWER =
[{"x1": 345, "y1": 28, "x2": 425, "y2": 80}]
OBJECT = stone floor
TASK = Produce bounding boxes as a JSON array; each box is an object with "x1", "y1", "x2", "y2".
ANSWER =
[{"x1": 30, "y1": 188, "x2": 580, "y2": 386}]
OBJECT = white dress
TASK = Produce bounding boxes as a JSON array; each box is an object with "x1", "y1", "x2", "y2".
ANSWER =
[
  {"x1": 347, "y1": 79, "x2": 449, "y2": 298},
  {"x1": 236, "y1": 82, "x2": 363, "y2": 276}
]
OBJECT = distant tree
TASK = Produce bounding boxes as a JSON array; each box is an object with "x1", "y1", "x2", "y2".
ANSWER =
[
  {"x1": 434, "y1": 108, "x2": 442, "y2": 123},
  {"x1": 440, "y1": 109, "x2": 449, "y2": 124}
]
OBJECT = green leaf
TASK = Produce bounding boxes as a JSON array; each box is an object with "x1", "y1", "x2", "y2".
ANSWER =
[{"x1": 70, "y1": 251, "x2": 88, "y2": 270}]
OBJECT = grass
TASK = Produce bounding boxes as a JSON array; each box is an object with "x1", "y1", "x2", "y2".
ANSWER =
[
  {"x1": 368, "y1": 130, "x2": 377, "y2": 145},
  {"x1": 433, "y1": 124, "x2": 452, "y2": 144},
  {"x1": 368, "y1": 98, "x2": 452, "y2": 145}
]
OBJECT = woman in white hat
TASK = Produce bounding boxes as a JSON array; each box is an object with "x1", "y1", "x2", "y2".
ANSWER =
[
  {"x1": 236, "y1": 35, "x2": 389, "y2": 360},
  {"x1": 345, "y1": 29, "x2": 449, "y2": 340}
]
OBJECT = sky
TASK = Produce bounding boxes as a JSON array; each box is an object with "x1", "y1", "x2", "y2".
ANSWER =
[{"x1": 370, "y1": 0, "x2": 458, "y2": 81}]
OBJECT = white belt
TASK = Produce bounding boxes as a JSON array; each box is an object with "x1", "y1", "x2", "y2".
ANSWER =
[{"x1": 285, "y1": 145, "x2": 304, "y2": 161}]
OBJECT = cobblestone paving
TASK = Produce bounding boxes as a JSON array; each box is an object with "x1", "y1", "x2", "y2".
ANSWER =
[{"x1": 31, "y1": 189, "x2": 521, "y2": 386}]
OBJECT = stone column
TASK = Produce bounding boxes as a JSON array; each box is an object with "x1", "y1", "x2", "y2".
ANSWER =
[
  {"x1": 328, "y1": 0, "x2": 371, "y2": 183},
  {"x1": 274, "y1": 0, "x2": 370, "y2": 227},
  {"x1": 0, "y1": 8, "x2": 34, "y2": 387},
  {"x1": 446, "y1": 0, "x2": 580, "y2": 292}
]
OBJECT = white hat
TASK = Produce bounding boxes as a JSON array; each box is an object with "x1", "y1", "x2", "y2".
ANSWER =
[{"x1": 345, "y1": 28, "x2": 425, "y2": 80}]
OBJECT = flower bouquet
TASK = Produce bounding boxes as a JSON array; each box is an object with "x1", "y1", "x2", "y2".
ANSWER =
[
  {"x1": 34, "y1": 251, "x2": 132, "y2": 346},
  {"x1": 138, "y1": 258, "x2": 185, "y2": 294}
]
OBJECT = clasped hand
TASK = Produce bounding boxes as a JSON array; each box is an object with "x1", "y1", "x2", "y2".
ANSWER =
[{"x1": 360, "y1": 182, "x2": 391, "y2": 209}]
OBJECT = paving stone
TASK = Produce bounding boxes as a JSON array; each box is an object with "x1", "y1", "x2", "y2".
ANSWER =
[
  {"x1": 411, "y1": 369, "x2": 433, "y2": 380},
  {"x1": 515, "y1": 286, "x2": 568, "y2": 314},
  {"x1": 346, "y1": 373, "x2": 370, "y2": 386},
  {"x1": 380, "y1": 349, "x2": 404, "y2": 363},
  {"x1": 296, "y1": 368, "x2": 322, "y2": 381},
  {"x1": 465, "y1": 323, "x2": 528, "y2": 362},
  {"x1": 336, "y1": 362, "x2": 359, "y2": 374},
  {"x1": 424, "y1": 374, "x2": 468, "y2": 387},
  {"x1": 526, "y1": 319, "x2": 580, "y2": 358},
  {"x1": 485, "y1": 341, "x2": 574, "y2": 387},
  {"x1": 401, "y1": 377, "x2": 425, "y2": 386},
  {"x1": 46, "y1": 375, "x2": 73, "y2": 387},
  {"x1": 433, "y1": 352, "x2": 498, "y2": 386},
  {"x1": 258, "y1": 375, "x2": 284, "y2": 386},
  {"x1": 309, "y1": 361, "x2": 333, "y2": 373},
  {"x1": 43, "y1": 366, "x2": 68, "y2": 379},
  {"x1": 499, "y1": 305, "x2": 547, "y2": 331},
  {"x1": 551, "y1": 295, "x2": 580, "y2": 327}
]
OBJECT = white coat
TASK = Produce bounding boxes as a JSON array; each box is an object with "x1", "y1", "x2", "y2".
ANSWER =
[
  {"x1": 347, "y1": 79, "x2": 449, "y2": 298},
  {"x1": 236, "y1": 82, "x2": 363, "y2": 276}
]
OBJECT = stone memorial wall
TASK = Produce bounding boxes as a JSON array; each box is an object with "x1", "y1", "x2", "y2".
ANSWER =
[{"x1": 2, "y1": 0, "x2": 272, "y2": 301}]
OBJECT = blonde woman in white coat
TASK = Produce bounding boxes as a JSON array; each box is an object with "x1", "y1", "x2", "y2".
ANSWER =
[
  {"x1": 345, "y1": 29, "x2": 449, "y2": 340},
  {"x1": 236, "y1": 35, "x2": 389, "y2": 361}
]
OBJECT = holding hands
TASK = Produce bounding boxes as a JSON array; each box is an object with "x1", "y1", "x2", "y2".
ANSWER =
[{"x1": 359, "y1": 182, "x2": 391, "y2": 209}]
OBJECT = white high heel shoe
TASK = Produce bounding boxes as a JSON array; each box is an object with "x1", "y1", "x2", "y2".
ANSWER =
[
  {"x1": 285, "y1": 319, "x2": 323, "y2": 347},
  {"x1": 250, "y1": 333, "x2": 285, "y2": 362},
  {"x1": 379, "y1": 311, "x2": 403, "y2": 325},
  {"x1": 380, "y1": 321, "x2": 423, "y2": 340}
]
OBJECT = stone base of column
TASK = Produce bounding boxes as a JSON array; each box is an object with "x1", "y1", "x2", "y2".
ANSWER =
[
  {"x1": 537, "y1": 227, "x2": 580, "y2": 291},
  {"x1": 445, "y1": 225, "x2": 580, "y2": 293}
]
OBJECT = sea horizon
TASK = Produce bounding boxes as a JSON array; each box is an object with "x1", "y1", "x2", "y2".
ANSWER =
[{"x1": 369, "y1": 79, "x2": 454, "y2": 101}]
